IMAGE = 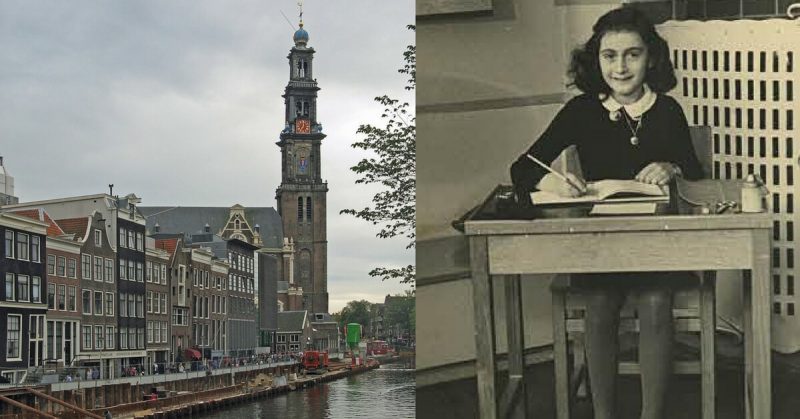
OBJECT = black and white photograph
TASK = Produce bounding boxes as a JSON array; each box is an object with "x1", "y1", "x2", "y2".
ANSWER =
[{"x1": 417, "y1": 0, "x2": 800, "y2": 418}]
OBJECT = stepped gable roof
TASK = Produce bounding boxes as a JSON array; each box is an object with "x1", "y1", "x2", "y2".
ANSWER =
[
  {"x1": 139, "y1": 206, "x2": 282, "y2": 248},
  {"x1": 277, "y1": 310, "x2": 308, "y2": 333}
]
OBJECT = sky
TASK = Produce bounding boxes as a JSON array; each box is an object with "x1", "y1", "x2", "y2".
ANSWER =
[{"x1": 0, "y1": 0, "x2": 415, "y2": 313}]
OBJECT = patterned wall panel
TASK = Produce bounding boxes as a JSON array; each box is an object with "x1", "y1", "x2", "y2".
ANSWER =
[{"x1": 660, "y1": 19, "x2": 800, "y2": 352}]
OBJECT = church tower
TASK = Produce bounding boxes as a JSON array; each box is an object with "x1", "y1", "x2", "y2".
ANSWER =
[{"x1": 275, "y1": 19, "x2": 329, "y2": 314}]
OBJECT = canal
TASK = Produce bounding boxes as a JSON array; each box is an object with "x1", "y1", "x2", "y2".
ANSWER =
[{"x1": 199, "y1": 360, "x2": 415, "y2": 418}]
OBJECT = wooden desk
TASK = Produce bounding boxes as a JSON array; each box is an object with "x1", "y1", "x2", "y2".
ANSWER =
[{"x1": 463, "y1": 200, "x2": 772, "y2": 419}]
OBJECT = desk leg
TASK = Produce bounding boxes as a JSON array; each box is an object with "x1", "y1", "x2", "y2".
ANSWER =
[
  {"x1": 700, "y1": 271, "x2": 716, "y2": 419},
  {"x1": 470, "y1": 237, "x2": 497, "y2": 419},
  {"x1": 501, "y1": 274, "x2": 526, "y2": 419},
  {"x1": 750, "y1": 232, "x2": 772, "y2": 419},
  {"x1": 743, "y1": 270, "x2": 753, "y2": 419}
]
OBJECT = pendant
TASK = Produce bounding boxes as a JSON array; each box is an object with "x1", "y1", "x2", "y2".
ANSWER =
[{"x1": 630, "y1": 136, "x2": 639, "y2": 146}]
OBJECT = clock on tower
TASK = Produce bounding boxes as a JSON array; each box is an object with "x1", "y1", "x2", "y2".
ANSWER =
[{"x1": 295, "y1": 118, "x2": 311, "y2": 134}]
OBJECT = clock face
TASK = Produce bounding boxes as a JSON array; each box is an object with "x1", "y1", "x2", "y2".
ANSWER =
[{"x1": 295, "y1": 119, "x2": 311, "y2": 134}]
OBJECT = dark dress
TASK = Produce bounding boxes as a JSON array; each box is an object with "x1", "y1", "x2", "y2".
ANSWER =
[{"x1": 510, "y1": 93, "x2": 703, "y2": 290}]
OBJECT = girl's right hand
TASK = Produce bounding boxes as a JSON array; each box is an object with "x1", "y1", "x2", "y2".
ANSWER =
[{"x1": 536, "y1": 173, "x2": 587, "y2": 197}]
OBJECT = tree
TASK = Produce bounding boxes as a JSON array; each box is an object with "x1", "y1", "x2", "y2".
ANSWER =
[
  {"x1": 341, "y1": 25, "x2": 416, "y2": 286},
  {"x1": 384, "y1": 292, "x2": 415, "y2": 339},
  {"x1": 336, "y1": 300, "x2": 373, "y2": 331}
]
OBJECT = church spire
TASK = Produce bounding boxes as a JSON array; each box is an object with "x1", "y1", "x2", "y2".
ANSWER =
[{"x1": 293, "y1": 1, "x2": 309, "y2": 48}]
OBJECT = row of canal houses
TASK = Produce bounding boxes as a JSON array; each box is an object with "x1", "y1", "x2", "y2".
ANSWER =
[{"x1": 0, "y1": 192, "x2": 271, "y2": 384}]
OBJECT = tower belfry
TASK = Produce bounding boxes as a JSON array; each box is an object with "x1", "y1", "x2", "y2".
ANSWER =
[{"x1": 275, "y1": 15, "x2": 329, "y2": 314}]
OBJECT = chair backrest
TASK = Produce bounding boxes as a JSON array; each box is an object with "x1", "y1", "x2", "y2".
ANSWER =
[{"x1": 689, "y1": 125, "x2": 712, "y2": 179}]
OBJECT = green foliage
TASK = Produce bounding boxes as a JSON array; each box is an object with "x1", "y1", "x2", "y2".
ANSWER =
[
  {"x1": 341, "y1": 25, "x2": 416, "y2": 286},
  {"x1": 336, "y1": 299, "x2": 373, "y2": 330},
  {"x1": 384, "y1": 292, "x2": 415, "y2": 336}
]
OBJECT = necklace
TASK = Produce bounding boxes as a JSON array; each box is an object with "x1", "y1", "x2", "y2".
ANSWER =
[{"x1": 621, "y1": 110, "x2": 643, "y2": 146}]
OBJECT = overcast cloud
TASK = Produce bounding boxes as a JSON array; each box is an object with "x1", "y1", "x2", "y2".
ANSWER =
[{"x1": 0, "y1": 0, "x2": 415, "y2": 312}]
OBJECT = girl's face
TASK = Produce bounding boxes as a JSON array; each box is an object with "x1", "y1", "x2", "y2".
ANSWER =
[{"x1": 598, "y1": 30, "x2": 649, "y2": 104}]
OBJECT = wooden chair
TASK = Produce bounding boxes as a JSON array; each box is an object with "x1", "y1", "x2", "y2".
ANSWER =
[{"x1": 550, "y1": 126, "x2": 717, "y2": 419}]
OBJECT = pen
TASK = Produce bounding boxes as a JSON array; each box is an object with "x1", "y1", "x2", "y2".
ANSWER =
[{"x1": 525, "y1": 153, "x2": 586, "y2": 192}]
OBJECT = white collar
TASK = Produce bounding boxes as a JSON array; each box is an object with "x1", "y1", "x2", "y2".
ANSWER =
[{"x1": 600, "y1": 84, "x2": 656, "y2": 119}]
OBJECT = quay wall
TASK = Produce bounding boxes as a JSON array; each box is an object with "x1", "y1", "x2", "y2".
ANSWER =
[{"x1": 38, "y1": 363, "x2": 300, "y2": 417}]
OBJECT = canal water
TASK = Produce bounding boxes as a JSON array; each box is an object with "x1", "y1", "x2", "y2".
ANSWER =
[{"x1": 200, "y1": 361, "x2": 415, "y2": 418}]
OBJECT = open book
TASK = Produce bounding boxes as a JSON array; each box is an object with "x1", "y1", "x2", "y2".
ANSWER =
[{"x1": 530, "y1": 179, "x2": 669, "y2": 205}]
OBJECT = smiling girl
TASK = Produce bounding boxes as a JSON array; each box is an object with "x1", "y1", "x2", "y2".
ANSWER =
[{"x1": 510, "y1": 7, "x2": 703, "y2": 419}]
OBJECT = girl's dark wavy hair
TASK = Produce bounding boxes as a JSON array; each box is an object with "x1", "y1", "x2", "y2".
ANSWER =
[{"x1": 568, "y1": 7, "x2": 676, "y2": 95}]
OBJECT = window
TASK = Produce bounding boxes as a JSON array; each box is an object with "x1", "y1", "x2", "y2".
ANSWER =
[
  {"x1": 94, "y1": 229, "x2": 102, "y2": 247},
  {"x1": 82, "y1": 254, "x2": 92, "y2": 279},
  {"x1": 119, "y1": 259, "x2": 126, "y2": 281},
  {"x1": 94, "y1": 291, "x2": 103, "y2": 315},
  {"x1": 161, "y1": 322, "x2": 167, "y2": 343},
  {"x1": 119, "y1": 228, "x2": 126, "y2": 249},
  {"x1": 277, "y1": 334, "x2": 286, "y2": 343},
  {"x1": 5, "y1": 273, "x2": 14, "y2": 301},
  {"x1": 106, "y1": 293, "x2": 113, "y2": 316},
  {"x1": 161, "y1": 293, "x2": 167, "y2": 314},
  {"x1": 128, "y1": 260, "x2": 135, "y2": 282},
  {"x1": 95, "y1": 325, "x2": 103, "y2": 349},
  {"x1": 4, "y1": 231, "x2": 13, "y2": 258},
  {"x1": 94, "y1": 256, "x2": 103, "y2": 282},
  {"x1": 47, "y1": 255, "x2": 56, "y2": 275},
  {"x1": 306, "y1": 197, "x2": 312, "y2": 220},
  {"x1": 47, "y1": 283, "x2": 55, "y2": 309},
  {"x1": 68, "y1": 258, "x2": 76, "y2": 278},
  {"x1": 17, "y1": 233, "x2": 29, "y2": 260},
  {"x1": 105, "y1": 259, "x2": 113, "y2": 283},
  {"x1": 146, "y1": 261, "x2": 152, "y2": 282},
  {"x1": 136, "y1": 294, "x2": 143, "y2": 318},
  {"x1": 57, "y1": 256, "x2": 66, "y2": 277},
  {"x1": 68, "y1": 286, "x2": 76, "y2": 311},
  {"x1": 147, "y1": 291, "x2": 153, "y2": 313},
  {"x1": 120, "y1": 327, "x2": 127, "y2": 349},
  {"x1": 120, "y1": 293, "x2": 127, "y2": 317},
  {"x1": 106, "y1": 326, "x2": 115, "y2": 349},
  {"x1": 161, "y1": 265, "x2": 167, "y2": 285},
  {"x1": 7, "y1": 315, "x2": 21, "y2": 359},
  {"x1": 83, "y1": 325, "x2": 92, "y2": 350},
  {"x1": 138, "y1": 328, "x2": 144, "y2": 349},
  {"x1": 148, "y1": 321, "x2": 153, "y2": 343},
  {"x1": 136, "y1": 262, "x2": 144, "y2": 282},
  {"x1": 137, "y1": 232, "x2": 144, "y2": 251},
  {"x1": 127, "y1": 230, "x2": 134, "y2": 249},
  {"x1": 298, "y1": 197, "x2": 304, "y2": 220},
  {"x1": 17, "y1": 275, "x2": 29, "y2": 301},
  {"x1": 57, "y1": 284, "x2": 65, "y2": 310},
  {"x1": 129, "y1": 294, "x2": 136, "y2": 318},
  {"x1": 31, "y1": 277, "x2": 40, "y2": 303},
  {"x1": 82, "y1": 290, "x2": 91, "y2": 314},
  {"x1": 31, "y1": 236, "x2": 40, "y2": 262},
  {"x1": 290, "y1": 334, "x2": 299, "y2": 343}
]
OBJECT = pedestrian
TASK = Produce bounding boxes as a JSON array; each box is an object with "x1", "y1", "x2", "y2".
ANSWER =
[
  {"x1": 65, "y1": 374, "x2": 73, "y2": 382},
  {"x1": 86, "y1": 368, "x2": 92, "y2": 381},
  {"x1": 104, "y1": 409, "x2": 112, "y2": 419}
]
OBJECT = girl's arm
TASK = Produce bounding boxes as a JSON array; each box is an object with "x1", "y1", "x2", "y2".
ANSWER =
[{"x1": 510, "y1": 99, "x2": 580, "y2": 196}]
